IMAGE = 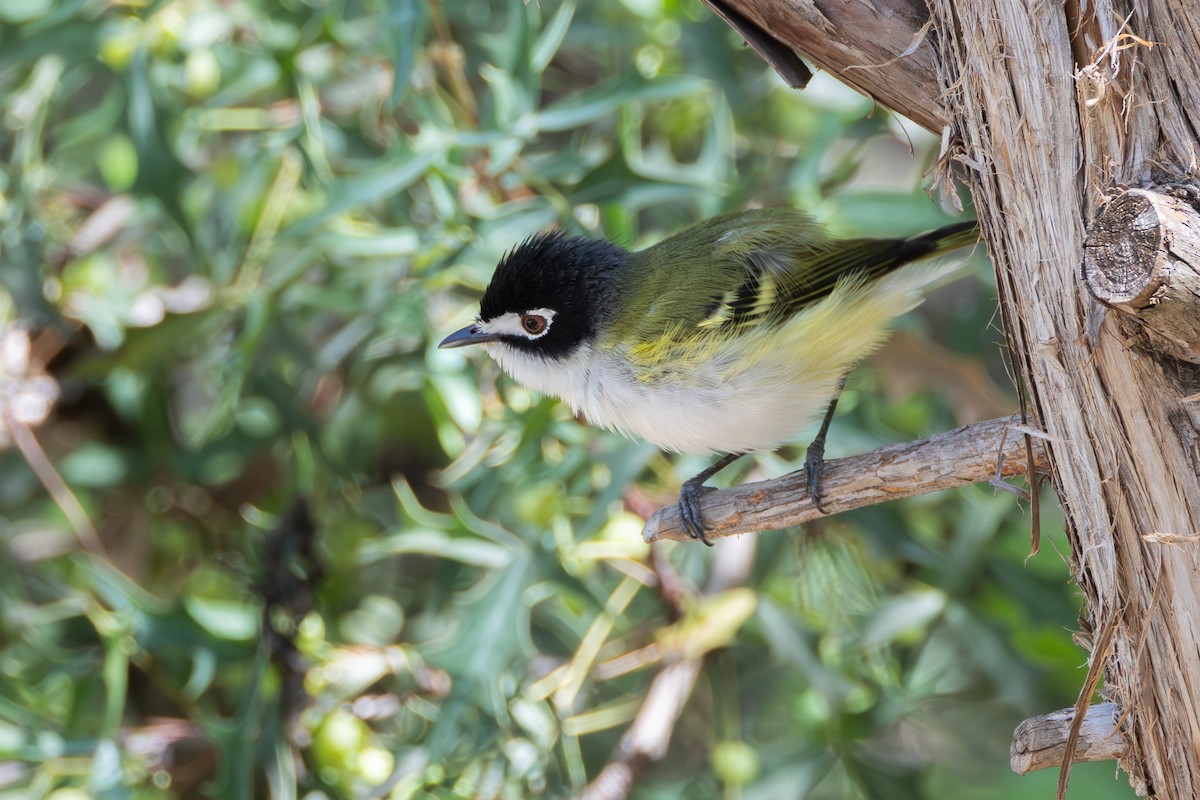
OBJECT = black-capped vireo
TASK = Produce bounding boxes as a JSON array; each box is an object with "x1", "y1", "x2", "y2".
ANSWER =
[{"x1": 440, "y1": 207, "x2": 980, "y2": 543}]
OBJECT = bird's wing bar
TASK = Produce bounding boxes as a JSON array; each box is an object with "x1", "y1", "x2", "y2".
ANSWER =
[{"x1": 725, "y1": 221, "x2": 978, "y2": 321}]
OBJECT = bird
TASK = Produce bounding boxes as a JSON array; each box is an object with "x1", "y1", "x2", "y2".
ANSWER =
[{"x1": 439, "y1": 207, "x2": 979, "y2": 543}]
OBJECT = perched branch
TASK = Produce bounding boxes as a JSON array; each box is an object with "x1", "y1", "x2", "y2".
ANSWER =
[
  {"x1": 1011, "y1": 702, "x2": 1126, "y2": 775},
  {"x1": 1083, "y1": 187, "x2": 1200, "y2": 364},
  {"x1": 643, "y1": 416, "x2": 1047, "y2": 543}
]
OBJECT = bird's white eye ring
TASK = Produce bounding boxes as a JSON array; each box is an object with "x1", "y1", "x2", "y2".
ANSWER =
[{"x1": 521, "y1": 313, "x2": 548, "y2": 335}]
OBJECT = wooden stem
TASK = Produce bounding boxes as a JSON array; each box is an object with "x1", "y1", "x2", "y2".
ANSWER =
[{"x1": 643, "y1": 416, "x2": 1047, "y2": 543}]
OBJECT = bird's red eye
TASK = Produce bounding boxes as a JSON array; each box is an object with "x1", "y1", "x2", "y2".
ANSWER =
[{"x1": 521, "y1": 314, "x2": 547, "y2": 335}]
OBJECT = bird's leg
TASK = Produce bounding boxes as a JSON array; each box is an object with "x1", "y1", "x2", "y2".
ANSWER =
[
  {"x1": 678, "y1": 452, "x2": 743, "y2": 545},
  {"x1": 805, "y1": 376, "x2": 847, "y2": 513}
]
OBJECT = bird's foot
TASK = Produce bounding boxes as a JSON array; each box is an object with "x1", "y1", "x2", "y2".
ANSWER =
[
  {"x1": 677, "y1": 477, "x2": 716, "y2": 546},
  {"x1": 805, "y1": 439, "x2": 830, "y2": 514}
]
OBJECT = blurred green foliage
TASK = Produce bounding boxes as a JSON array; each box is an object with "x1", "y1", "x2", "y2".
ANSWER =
[{"x1": 0, "y1": 1, "x2": 1133, "y2": 799}]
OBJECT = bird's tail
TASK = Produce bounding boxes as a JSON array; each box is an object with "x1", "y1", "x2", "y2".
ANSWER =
[
  {"x1": 891, "y1": 219, "x2": 982, "y2": 287},
  {"x1": 909, "y1": 220, "x2": 981, "y2": 248},
  {"x1": 869, "y1": 220, "x2": 983, "y2": 311},
  {"x1": 901, "y1": 220, "x2": 982, "y2": 263}
]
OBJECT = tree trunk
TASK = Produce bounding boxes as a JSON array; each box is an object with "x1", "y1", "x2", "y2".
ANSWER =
[{"x1": 705, "y1": 1, "x2": 1200, "y2": 797}]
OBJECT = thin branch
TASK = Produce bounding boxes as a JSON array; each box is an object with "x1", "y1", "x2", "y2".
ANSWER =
[
  {"x1": 643, "y1": 416, "x2": 1048, "y2": 543},
  {"x1": 1057, "y1": 612, "x2": 1120, "y2": 799},
  {"x1": 577, "y1": 659, "x2": 705, "y2": 800},
  {"x1": 579, "y1": 531, "x2": 759, "y2": 800},
  {"x1": 7, "y1": 415, "x2": 108, "y2": 560}
]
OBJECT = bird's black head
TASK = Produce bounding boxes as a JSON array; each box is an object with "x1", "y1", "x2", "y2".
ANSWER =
[{"x1": 441, "y1": 230, "x2": 630, "y2": 360}]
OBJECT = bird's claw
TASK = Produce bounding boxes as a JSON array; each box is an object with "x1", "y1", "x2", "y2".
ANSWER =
[
  {"x1": 805, "y1": 441, "x2": 830, "y2": 514},
  {"x1": 677, "y1": 479, "x2": 715, "y2": 546}
]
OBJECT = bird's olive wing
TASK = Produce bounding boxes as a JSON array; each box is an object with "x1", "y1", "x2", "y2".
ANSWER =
[{"x1": 709, "y1": 225, "x2": 946, "y2": 328}]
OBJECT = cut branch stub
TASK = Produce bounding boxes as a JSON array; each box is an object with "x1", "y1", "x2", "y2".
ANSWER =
[
  {"x1": 1083, "y1": 187, "x2": 1200, "y2": 364},
  {"x1": 1011, "y1": 702, "x2": 1126, "y2": 776}
]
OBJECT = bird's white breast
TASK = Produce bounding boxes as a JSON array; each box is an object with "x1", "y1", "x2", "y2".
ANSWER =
[{"x1": 484, "y1": 339, "x2": 834, "y2": 455}]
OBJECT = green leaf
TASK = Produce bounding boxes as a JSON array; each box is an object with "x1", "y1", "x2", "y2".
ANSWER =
[
  {"x1": 425, "y1": 546, "x2": 533, "y2": 756},
  {"x1": 531, "y1": 1, "x2": 575, "y2": 73},
  {"x1": 384, "y1": 0, "x2": 429, "y2": 107},
  {"x1": 861, "y1": 589, "x2": 948, "y2": 649},
  {"x1": 284, "y1": 149, "x2": 439, "y2": 237},
  {"x1": 360, "y1": 529, "x2": 512, "y2": 569},
  {"x1": 0, "y1": 0, "x2": 53, "y2": 24},
  {"x1": 529, "y1": 74, "x2": 707, "y2": 132},
  {"x1": 128, "y1": 46, "x2": 188, "y2": 232}
]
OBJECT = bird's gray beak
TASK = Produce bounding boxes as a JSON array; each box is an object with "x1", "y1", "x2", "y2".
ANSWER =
[{"x1": 438, "y1": 324, "x2": 499, "y2": 349}]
